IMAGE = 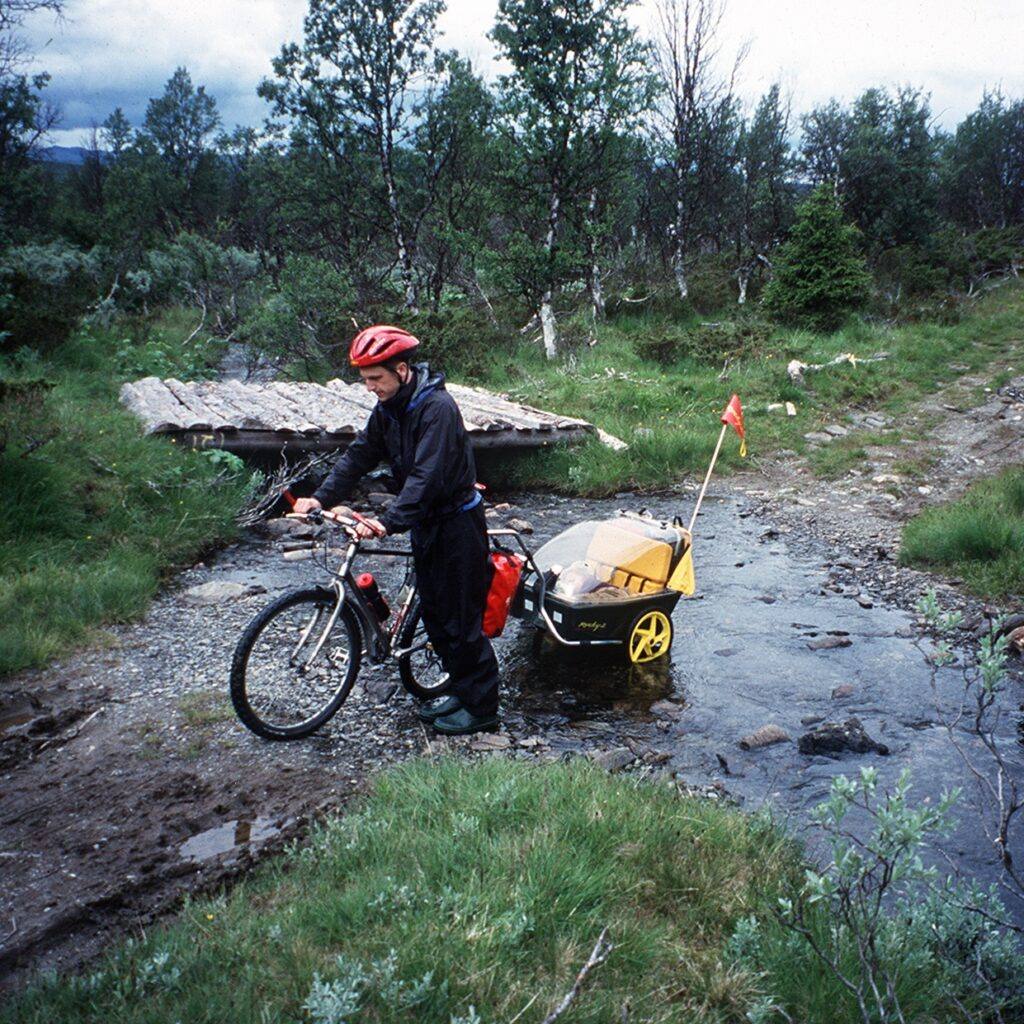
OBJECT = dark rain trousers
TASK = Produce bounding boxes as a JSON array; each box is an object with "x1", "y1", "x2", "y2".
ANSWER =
[{"x1": 412, "y1": 502, "x2": 500, "y2": 717}]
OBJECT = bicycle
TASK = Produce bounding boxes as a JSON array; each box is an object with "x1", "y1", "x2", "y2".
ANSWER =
[{"x1": 230, "y1": 507, "x2": 452, "y2": 740}]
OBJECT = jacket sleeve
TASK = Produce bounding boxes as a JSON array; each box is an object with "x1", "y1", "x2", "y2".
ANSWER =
[
  {"x1": 379, "y1": 401, "x2": 458, "y2": 534},
  {"x1": 312, "y1": 410, "x2": 385, "y2": 508}
]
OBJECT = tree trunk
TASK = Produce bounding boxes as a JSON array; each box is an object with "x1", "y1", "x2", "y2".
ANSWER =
[
  {"x1": 737, "y1": 267, "x2": 749, "y2": 305},
  {"x1": 673, "y1": 186, "x2": 688, "y2": 300},
  {"x1": 539, "y1": 295, "x2": 558, "y2": 360},
  {"x1": 587, "y1": 188, "x2": 605, "y2": 323},
  {"x1": 590, "y1": 267, "x2": 605, "y2": 323},
  {"x1": 673, "y1": 248, "x2": 689, "y2": 300},
  {"x1": 380, "y1": 148, "x2": 418, "y2": 314},
  {"x1": 542, "y1": 185, "x2": 561, "y2": 358}
]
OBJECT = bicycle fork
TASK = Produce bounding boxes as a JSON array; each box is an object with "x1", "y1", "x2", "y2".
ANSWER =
[{"x1": 291, "y1": 584, "x2": 346, "y2": 674}]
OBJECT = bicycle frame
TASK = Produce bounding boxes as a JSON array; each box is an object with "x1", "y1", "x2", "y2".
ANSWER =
[{"x1": 286, "y1": 512, "x2": 538, "y2": 673}]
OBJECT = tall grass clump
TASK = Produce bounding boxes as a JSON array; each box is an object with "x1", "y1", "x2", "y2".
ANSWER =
[
  {"x1": 3, "y1": 758, "x2": 796, "y2": 1023},
  {"x1": 7, "y1": 758, "x2": 1019, "y2": 1022},
  {"x1": 900, "y1": 467, "x2": 1024, "y2": 597},
  {"x1": 0, "y1": 315, "x2": 256, "y2": 675}
]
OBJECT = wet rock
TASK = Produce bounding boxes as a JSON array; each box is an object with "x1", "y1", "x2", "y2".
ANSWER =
[
  {"x1": 738, "y1": 724, "x2": 790, "y2": 750},
  {"x1": 182, "y1": 581, "x2": 264, "y2": 606},
  {"x1": 856, "y1": 595, "x2": 874, "y2": 609},
  {"x1": 831, "y1": 684, "x2": 855, "y2": 699},
  {"x1": 801, "y1": 715, "x2": 824, "y2": 726},
  {"x1": 649, "y1": 699, "x2": 684, "y2": 719},
  {"x1": 644, "y1": 750, "x2": 671, "y2": 766},
  {"x1": 589, "y1": 747, "x2": 636, "y2": 772},
  {"x1": 366, "y1": 491, "x2": 394, "y2": 509},
  {"x1": 714, "y1": 648, "x2": 739, "y2": 657},
  {"x1": 507, "y1": 518, "x2": 534, "y2": 535},
  {"x1": 469, "y1": 733, "x2": 512, "y2": 752},
  {"x1": 363, "y1": 677, "x2": 399, "y2": 703},
  {"x1": 798, "y1": 717, "x2": 890, "y2": 758},
  {"x1": 262, "y1": 518, "x2": 299, "y2": 537},
  {"x1": 807, "y1": 636, "x2": 853, "y2": 651},
  {"x1": 516, "y1": 736, "x2": 546, "y2": 749},
  {"x1": 1006, "y1": 626, "x2": 1024, "y2": 657}
]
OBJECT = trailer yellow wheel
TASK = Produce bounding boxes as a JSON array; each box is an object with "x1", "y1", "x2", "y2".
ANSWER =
[{"x1": 628, "y1": 609, "x2": 673, "y2": 663}]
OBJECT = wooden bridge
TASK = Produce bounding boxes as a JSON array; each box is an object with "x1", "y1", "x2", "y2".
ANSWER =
[{"x1": 119, "y1": 376, "x2": 608, "y2": 456}]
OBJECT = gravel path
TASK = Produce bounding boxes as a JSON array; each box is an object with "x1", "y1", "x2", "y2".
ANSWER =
[{"x1": 2, "y1": 373, "x2": 1022, "y2": 993}]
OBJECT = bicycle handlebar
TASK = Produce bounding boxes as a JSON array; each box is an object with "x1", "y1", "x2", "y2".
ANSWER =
[{"x1": 285, "y1": 509, "x2": 360, "y2": 538}]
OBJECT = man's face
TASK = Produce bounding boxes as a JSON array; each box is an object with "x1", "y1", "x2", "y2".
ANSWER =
[{"x1": 359, "y1": 362, "x2": 409, "y2": 402}]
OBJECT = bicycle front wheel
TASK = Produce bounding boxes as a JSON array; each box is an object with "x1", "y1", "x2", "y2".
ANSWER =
[{"x1": 230, "y1": 587, "x2": 362, "y2": 740}]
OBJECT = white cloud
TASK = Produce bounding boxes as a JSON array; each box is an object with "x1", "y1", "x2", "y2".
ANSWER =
[{"x1": 22, "y1": 0, "x2": 1024, "y2": 149}]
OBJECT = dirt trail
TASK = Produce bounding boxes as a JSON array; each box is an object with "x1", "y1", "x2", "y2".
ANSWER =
[
  {"x1": 1, "y1": 372, "x2": 1022, "y2": 995},
  {"x1": 750, "y1": 370, "x2": 1024, "y2": 575}
]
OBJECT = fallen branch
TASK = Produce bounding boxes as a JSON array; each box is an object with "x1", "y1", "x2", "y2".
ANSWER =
[
  {"x1": 539, "y1": 927, "x2": 613, "y2": 1024},
  {"x1": 787, "y1": 352, "x2": 890, "y2": 384},
  {"x1": 235, "y1": 450, "x2": 337, "y2": 527}
]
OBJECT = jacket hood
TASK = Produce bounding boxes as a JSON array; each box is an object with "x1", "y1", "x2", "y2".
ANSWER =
[
  {"x1": 407, "y1": 362, "x2": 445, "y2": 411},
  {"x1": 381, "y1": 362, "x2": 444, "y2": 417}
]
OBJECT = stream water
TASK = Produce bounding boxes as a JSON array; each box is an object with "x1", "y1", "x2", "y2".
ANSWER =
[{"x1": 208, "y1": 485, "x2": 1024, "y2": 914}]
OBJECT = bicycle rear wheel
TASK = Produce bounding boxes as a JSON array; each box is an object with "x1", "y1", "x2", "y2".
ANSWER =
[
  {"x1": 230, "y1": 587, "x2": 362, "y2": 740},
  {"x1": 397, "y1": 600, "x2": 452, "y2": 700}
]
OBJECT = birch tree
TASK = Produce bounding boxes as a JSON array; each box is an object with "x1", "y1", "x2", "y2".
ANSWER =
[
  {"x1": 260, "y1": 0, "x2": 445, "y2": 313},
  {"x1": 732, "y1": 84, "x2": 793, "y2": 303},
  {"x1": 491, "y1": 0, "x2": 653, "y2": 358},
  {"x1": 653, "y1": 0, "x2": 742, "y2": 301}
]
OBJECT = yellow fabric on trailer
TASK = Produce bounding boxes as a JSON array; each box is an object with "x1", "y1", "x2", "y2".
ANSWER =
[{"x1": 585, "y1": 521, "x2": 674, "y2": 595}]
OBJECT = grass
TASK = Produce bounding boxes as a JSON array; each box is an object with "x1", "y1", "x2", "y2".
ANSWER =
[
  {"x1": 178, "y1": 689, "x2": 235, "y2": 728},
  {"x1": 465, "y1": 283, "x2": 1024, "y2": 494},
  {"x1": 900, "y1": 466, "x2": 1024, "y2": 597},
  {"x1": 0, "y1": 313, "x2": 257, "y2": 676},
  {"x1": 2, "y1": 756, "x2": 1004, "y2": 1024},
  {"x1": 4, "y1": 282, "x2": 1022, "y2": 671}
]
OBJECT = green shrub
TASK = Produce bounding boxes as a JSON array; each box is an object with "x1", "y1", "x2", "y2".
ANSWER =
[
  {"x1": 0, "y1": 241, "x2": 101, "y2": 351},
  {"x1": 633, "y1": 315, "x2": 773, "y2": 367},
  {"x1": 403, "y1": 306, "x2": 515, "y2": 381},
  {"x1": 685, "y1": 254, "x2": 737, "y2": 313},
  {"x1": 242, "y1": 254, "x2": 353, "y2": 375},
  {"x1": 763, "y1": 184, "x2": 872, "y2": 331}
]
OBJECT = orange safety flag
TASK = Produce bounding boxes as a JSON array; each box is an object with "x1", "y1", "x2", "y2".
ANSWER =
[{"x1": 720, "y1": 394, "x2": 747, "y2": 457}]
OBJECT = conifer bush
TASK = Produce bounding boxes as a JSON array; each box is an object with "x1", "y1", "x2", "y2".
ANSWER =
[{"x1": 763, "y1": 184, "x2": 872, "y2": 331}]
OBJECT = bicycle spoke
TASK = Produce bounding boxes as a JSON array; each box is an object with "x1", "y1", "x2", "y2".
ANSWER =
[{"x1": 243, "y1": 598, "x2": 355, "y2": 731}]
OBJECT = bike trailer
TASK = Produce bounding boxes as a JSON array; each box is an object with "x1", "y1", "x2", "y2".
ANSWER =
[{"x1": 507, "y1": 512, "x2": 695, "y2": 663}]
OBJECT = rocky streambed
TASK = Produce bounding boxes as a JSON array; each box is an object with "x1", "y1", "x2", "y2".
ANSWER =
[{"x1": 1, "y1": 483, "x2": 1022, "y2": 991}]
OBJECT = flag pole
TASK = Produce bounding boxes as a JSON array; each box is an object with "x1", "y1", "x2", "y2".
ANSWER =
[{"x1": 688, "y1": 422, "x2": 728, "y2": 533}]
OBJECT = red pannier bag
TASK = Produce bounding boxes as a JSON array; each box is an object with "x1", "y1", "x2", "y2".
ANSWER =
[{"x1": 483, "y1": 552, "x2": 524, "y2": 638}]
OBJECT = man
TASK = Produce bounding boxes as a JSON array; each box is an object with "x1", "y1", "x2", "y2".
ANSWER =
[{"x1": 292, "y1": 324, "x2": 500, "y2": 735}]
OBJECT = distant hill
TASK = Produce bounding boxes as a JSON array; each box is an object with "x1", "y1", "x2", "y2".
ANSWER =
[{"x1": 36, "y1": 146, "x2": 110, "y2": 166}]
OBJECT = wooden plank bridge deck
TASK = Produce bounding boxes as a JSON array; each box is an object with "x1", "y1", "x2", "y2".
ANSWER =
[{"x1": 119, "y1": 376, "x2": 600, "y2": 455}]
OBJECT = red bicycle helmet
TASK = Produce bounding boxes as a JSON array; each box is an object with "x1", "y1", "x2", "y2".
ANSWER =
[{"x1": 349, "y1": 325, "x2": 420, "y2": 367}]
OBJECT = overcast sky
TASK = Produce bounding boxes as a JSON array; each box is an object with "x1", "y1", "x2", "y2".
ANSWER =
[{"x1": 22, "y1": 0, "x2": 1024, "y2": 148}]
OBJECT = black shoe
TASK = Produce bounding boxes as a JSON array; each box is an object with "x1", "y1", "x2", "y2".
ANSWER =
[
  {"x1": 417, "y1": 695, "x2": 462, "y2": 723},
  {"x1": 433, "y1": 707, "x2": 500, "y2": 735}
]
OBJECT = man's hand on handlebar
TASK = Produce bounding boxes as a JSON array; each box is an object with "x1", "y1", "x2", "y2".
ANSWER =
[
  {"x1": 353, "y1": 515, "x2": 387, "y2": 539},
  {"x1": 285, "y1": 496, "x2": 383, "y2": 537}
]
